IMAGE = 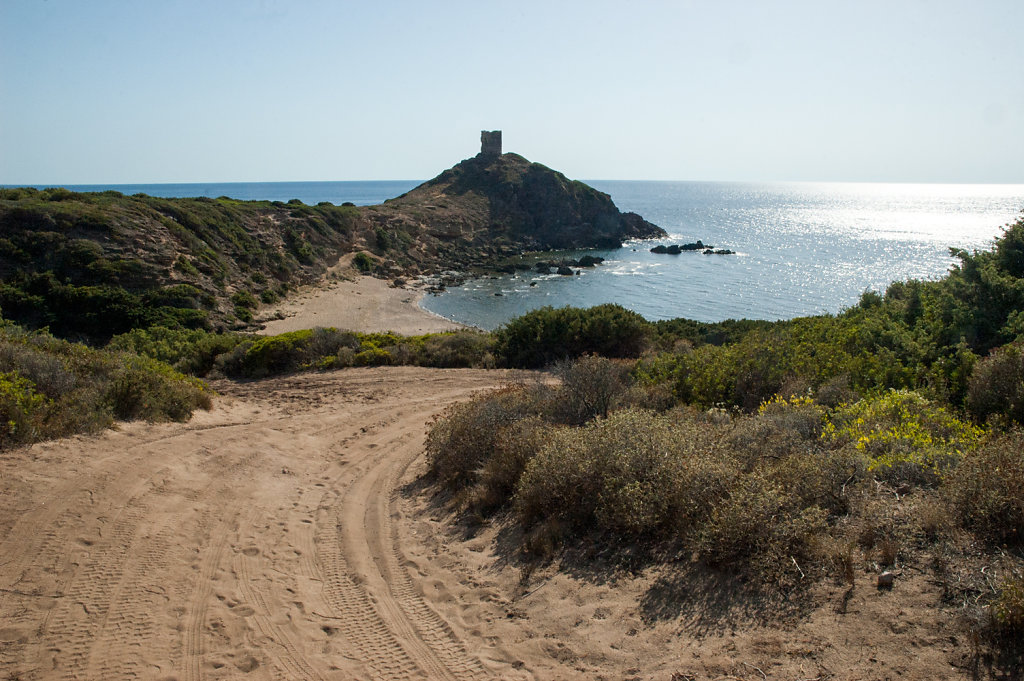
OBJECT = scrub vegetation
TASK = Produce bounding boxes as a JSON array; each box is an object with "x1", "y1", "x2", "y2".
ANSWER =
[
  {"x1": 0, "y1": 187, "x2": 362, "y2": 341},
  {"x1": 1, "y1": 184, "x2": 1022, "y2": 665},
  {"x1": 423, "y1": 213, "x2": 1024, "y2": 667}
]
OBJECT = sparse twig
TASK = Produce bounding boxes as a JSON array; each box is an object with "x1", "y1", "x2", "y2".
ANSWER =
[
  {"x1": 519, "y1": 579, "x2": 549, "y2": 600},
  {"x1": 791, "y1": 556, "x2": 805, "y2": 580},
  {"x1": 311, "y1": 610, "x2": 348, "y2": 620},
  {"x1": 741, "y1": 661, "x2": 767, "y2": 680}
]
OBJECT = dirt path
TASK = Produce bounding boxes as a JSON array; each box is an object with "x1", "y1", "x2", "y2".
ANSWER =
[
  {"x1": 0, "y1": 368, "x2": 529, "y2": 681},
  {"x1": 0, "y1": 367, "x2": 976, "y2": 681}
]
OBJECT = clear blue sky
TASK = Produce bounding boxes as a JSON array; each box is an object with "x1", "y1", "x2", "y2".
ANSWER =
[{"x1": 2, "y1": 0, "x2": 1022, "y2": 184}]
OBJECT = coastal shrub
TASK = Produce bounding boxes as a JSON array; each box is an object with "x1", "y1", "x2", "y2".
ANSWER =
[
  {"x1": 0, "y1": 322, "x2": 213, "y2": 448},
  {"x1": 495, "y1": 304, "x2": 651, "y2": 368},
  {"x1": 107, "y1": 326, "x2": 246, "y2": 376},
  {"x1": 470, "y1": 416, "x2": 551, "y2": 513},
  {"x1": 354, "y1": 347, "x2": 393, "y2": 366},
  {"x1": 945, "y1": 430, "x2": 1024, "y2": 546},
  {"x1": 239, "y1": 329, "x2": 314, "y2": 377},
  {"x1": 106, "y1": 354, "x2": 212, "y2": 422},
  {"x1": 374, "y1": 226, "x2": 392, "y2": 251},
  {"x1": 515, "y1": 409, "x2": 732, "y2": 540},
  {"x1": 758, "y1": 394, "x2": 826, "y2": 440},
  {"x1": 823, "y1": 390, "x2": 984, "y2": 487},
  {"x1": 725, "y1": 397, "x2": 860, "y2": 516},
  {"x1": 231, "y1": 290, "x2": 259, "y2": 309},
  {"x1": 353, "y1": 252, "x2": 374, "y2": 273},
  {"x1": 425, "y1": 382, "x2": 555, "y2": 492},
  {"x1": 0, "y1": 338, "x2": 77, "y2": 398},
  {"x1": 233, "y1": 305, "x2": 254, "y2": 323},
  {"x1": 0, "y1": 371, "x2": 49, "y2": 446},
  {"x1": 418, "y1": 331, "x2": 494, "y2": 368},
  {"x1": 696, "y1": 473, "x2": 828, "y2": 582},
  {"x1": 552, "y1": 354, "x2": 632, "y2": 424},
  {"x1": 992, "y1": 574, "x2": 1024, "y2": 638},
  {"x1": 307, "y1": 327, "x2": 360, "y2": 358},
  {"x1": 967, "y1": 343, "x2": 1024, "y2": 426}
]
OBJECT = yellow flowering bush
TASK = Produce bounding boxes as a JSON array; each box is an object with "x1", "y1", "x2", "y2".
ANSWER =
[
  {"x1": 823, "y1": 389, "x2": 983, "y2": 486},
  {"x1": 0, "y1": 371, "x2": 50, "y2": 446}
]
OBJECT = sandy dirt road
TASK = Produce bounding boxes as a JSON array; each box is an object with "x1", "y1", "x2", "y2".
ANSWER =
[
  {"x1": 0, "y1": 366, "x2": 974, "y2": 681},
  {"x1": 0, "y1": 368, "x2": 530, "y2": 681}
]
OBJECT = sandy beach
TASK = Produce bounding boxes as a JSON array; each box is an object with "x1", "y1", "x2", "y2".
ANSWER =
[{"x1": 258, "y1": 256, "x2": 468, "y2": 336}]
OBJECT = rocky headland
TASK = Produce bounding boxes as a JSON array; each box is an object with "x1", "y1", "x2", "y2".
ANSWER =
[
  {"x1": 0, "y1": 138, "x2": 664, "y2": 339},
  {"x1": 367, "y1": 149, "x2": 665, "y2": 273}
]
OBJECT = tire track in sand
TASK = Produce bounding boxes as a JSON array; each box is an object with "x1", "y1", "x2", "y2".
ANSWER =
[{"x1": 0, "y1": 368, "x2": 521, "y2": 681}]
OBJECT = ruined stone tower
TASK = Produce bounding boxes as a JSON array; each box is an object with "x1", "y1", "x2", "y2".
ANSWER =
[{"x1": 480, "y1": 130, "x2": 502, "y2": 157}]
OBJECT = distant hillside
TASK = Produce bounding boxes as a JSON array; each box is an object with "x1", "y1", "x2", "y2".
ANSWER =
[
  {"x1": 0, "y1": 154, "x2": 662, "y2": 341},
  {"x1": 0, "y1": 187, "x2": 364, "y2": 340}
]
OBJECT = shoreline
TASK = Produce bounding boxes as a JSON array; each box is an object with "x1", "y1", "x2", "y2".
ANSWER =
[{"x1": 256, "y1": 272, "x2": 470, "y2": 336}]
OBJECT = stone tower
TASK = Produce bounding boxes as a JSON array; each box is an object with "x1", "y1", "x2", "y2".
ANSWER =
[{"x1": 480, "y1": 130, "x2": 502, "y2": 157}]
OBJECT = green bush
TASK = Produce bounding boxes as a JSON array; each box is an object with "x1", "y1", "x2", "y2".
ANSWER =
[
  {"x1": 470, "y1": 416, "x2": 551, "y2": 513},
  {"x1": 240, "y1": 329, "x2": 313, "y2": 377},
  {"x1": 696, "y1": 473, "x2": 828, "y2": 581},
  {"x1": 107, "y1": 326, "x2": 246, "y2": 376},
  {"x1": 106, "y1": 355, "x2": 212, "y2": 422},
  {"x1": 0, "y1": 371, "x2": 49, "y2": 446},
  {"x1": 495, "y1": 304, "x2": 651, "y2": 368},
  {"x1": 353, "y1": 251, "x2": 374, "y2": 273},
  {"x1": 0, "y1": 323, "x2": 212, "y2": 447},
  {"x1": 418, "y1": 331, "x2": 494, "y2": 368},
  {"x1": 992, "y1": 574, "x2": 1024, "y2": 638},
  {"x1": 354, "y1": 347, "x2": 393, "y2": 366},
  {"x1": 231, "y1": 290, "x2": 259, "y2": 309}
]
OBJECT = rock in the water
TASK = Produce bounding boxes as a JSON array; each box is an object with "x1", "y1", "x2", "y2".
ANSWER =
[
  {"x1": 556, "y1": 265, "x2": 574, "y2": 276},
  {"x1": 577, "y1": 255, "x2": 604, "y2": 267}
]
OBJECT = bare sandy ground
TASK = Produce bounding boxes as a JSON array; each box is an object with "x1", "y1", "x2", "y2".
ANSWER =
[
  {"x1": 0, "y1": 367, "x2": 972, "y2": 681},
  {"x1": 258, "y1": 255, "x2": 467, "y2": 336}
]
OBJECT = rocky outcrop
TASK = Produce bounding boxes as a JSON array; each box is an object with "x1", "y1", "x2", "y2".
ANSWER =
[
  {"x1": 651, "y1": 241, "x2": 735, "y2": 255},
  {"x1": 365, "y1": 152, "x2": 665, "y2": 268}
]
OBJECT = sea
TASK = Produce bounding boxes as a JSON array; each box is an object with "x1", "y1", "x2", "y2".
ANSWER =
[{"x1": 16, "y1": 180, "x2": 1024, "y2": 330}]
